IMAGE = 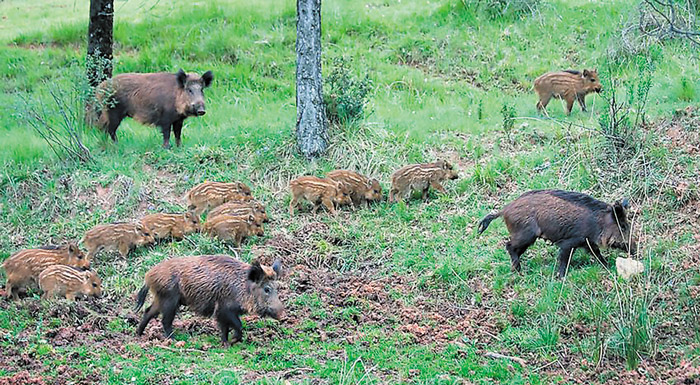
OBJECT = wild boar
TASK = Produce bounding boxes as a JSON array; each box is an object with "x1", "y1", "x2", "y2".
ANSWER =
[
  {"x1": 289, "y1": 176, "x2": 352, "y2": 216},
  {"x1": 38, "y1": 265, "x2": 102, "y2": 300},
  {"x1": 3, "y1": 244, "x2": 89, "y2": 300},
  {"x1": 327, "y1": 170, "x2": 382, "y2": 208},
  {"x1": 207, "y1": 200, "x2": 269, "y2": 224},
  {"x1": 478, "y1": 189, "x2": 637, "y2": 278},
  {"x1": 534, "y1": 69, "x2": 602, "y2": 115},
  {"x1": 82, "y1": 222, "x2": 155, "y2": 260},
  {"x1": 93, "y1": 69, "x2": 213, "y2": 148},
  {"x1": 140, "y1": 212, "x2": 200, "y2": 240},
  {"x1": 135, "y1": 256, "x2": 283, "y2": 344},
  {"x1": 186, "y1": 181, "x2": 253, "y2": 216},
  {"x1": 203, "y1": 214, "x2": 264, "y2": 247},
  {"x1": 389, "y1": 160, "x2": 459, "y2": 203}
]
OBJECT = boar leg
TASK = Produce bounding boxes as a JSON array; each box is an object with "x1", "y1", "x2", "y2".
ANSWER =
[
  {"x1": 105, "y1": 109, "x2": 124, "y2": 142},
  {"x1": 430, "y1": 181, "x2": 447, "y2": 194},
  {"x1": 505, "y1": 231, "x2": 537, "y2": 273},
  {"x1": 289, "y1": 196, "x2": 299, "y2": 216},
  {"x1": 5, "y1": 280, "x2": 17, "y2": 300},
  {"x1": 577, "y1": 95, "x2": 587, "y2": 112},
  {"x1": 160, "y1": 125, "x2": 172, "y2": 149},
  {"x1": 136, "y1": 303, "x2": 160, "y2": 336},
  {"x1": 536, "y1": 94, "x2": 551, "y2": 112},
  {"x1": 556, "y1": 241, "x2": 578, "y2": 278},
  {"x1": 217, "y1": 306, "x2": 243, "y2": 344},
  {"x1": 118, "y1": 242, "x2": 130, "y2": 259},
  {"x1": 160, "y1": 295, "x2": 180, "y2": 338},
  {"x1": 321, "y1": 197, "x2": 336, "y2": 215},
  {"x1": 565, "y1": 97, "x2": 575, "y2": 116},
  {"x1": 586, "y1": 243, "x2": 607, "y2": 266},
  {"x1": 173, "y1": 119, "x2": 184, "y2": 147}
]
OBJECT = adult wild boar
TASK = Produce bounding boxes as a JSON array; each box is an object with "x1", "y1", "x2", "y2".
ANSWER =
[
  {"x1": 478, "y1": 190, "x2": 637, "y2": 278},
  {"x1": 135, "y1": 256, "x2": 283, "y2": 344},
  {"x1": 94, "y1": 69, "x2": 213, "y2": 148}
]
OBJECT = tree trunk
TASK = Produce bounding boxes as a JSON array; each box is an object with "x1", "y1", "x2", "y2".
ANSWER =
[
  {"x1": 87, "y1": 0, "x2": 114, "y2": 88},
  {"x1": 296, "y1": 0, "x2": 328, "y2": 159}
]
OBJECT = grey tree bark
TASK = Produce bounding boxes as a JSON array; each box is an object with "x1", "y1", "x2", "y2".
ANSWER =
[
  {"x1": 87, "y1": 0, "x2": 114, "y2": 88},
  {"x1": 296, "y1": 0, "x2": 328, "y2": 159}
]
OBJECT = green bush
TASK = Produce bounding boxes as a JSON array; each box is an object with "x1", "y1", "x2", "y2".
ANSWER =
[{"x1": 323, "y1": 57, "x2": 373, "y2": 127}]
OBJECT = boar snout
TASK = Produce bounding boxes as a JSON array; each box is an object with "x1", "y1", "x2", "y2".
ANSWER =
[
  {"x1": 595, "y1": 85, "x2": 603, "y2": 93},
  {"x1": 193, "y1": 103, "x2": 206, "y2": 116}
]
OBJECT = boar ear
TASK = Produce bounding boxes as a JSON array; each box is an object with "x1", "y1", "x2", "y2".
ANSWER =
[
  {"x1": 583, "y1": 69, "x2": 591, "y2": 77},
  {"x1": 248, "y1": 260, "x2": 265, "y2": 283},
  {"x1": 612, "y1": 200, "x2": 628, "y2": 220},
  {"x1": 272, "y1": 259, "x2": 283, "y2": 277},
  {"x1": 202, "y1": 71, "x2": 213, "y2": 88},
  {"x1": 176, "y1": 69, "x2": 187, "y2": 88},
  {"x1": 248, "y1": 214, "x2": 255, "y2": 223},
  {"x1": 68, "y1": 244, "x2": 77, "y2": 254}
]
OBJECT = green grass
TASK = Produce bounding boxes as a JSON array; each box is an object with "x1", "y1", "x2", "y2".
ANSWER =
[{"x1": 1, "y1": 0, "x2": 700, "y2": 383}]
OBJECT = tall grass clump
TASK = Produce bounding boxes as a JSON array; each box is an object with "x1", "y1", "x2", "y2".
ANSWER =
[{"x1": 16, "y1": 67, "x2": 95, "y2": 164}]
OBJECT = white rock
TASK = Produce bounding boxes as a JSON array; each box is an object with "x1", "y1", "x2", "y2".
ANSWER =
[{"x1": 616, "y1": 257, "x2": 644, "y2": 280}]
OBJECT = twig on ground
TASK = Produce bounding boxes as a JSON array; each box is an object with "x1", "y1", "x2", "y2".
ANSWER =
[{"x1": 484, "y1": 351, "x2": 527, "y2": 367}]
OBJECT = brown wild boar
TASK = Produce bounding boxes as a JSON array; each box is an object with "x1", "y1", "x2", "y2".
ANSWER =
[
  {"x1": 534, "y1": 69, "x2": 602, "y2": 115},
  {"x1": 327, "y1": 170, "x2": 382, "y2": 208},
  {"x1": 478, "y1": 190, "x2": 637, "y2": 278},
  {"x1": 38, "y1": 265, "x2": 103, "y2": 300},
  {"x1": 3, "y1": 244, "x2": 89, "y2": 300},
  {"x1": 140, "y1": 212, "x2": 200, "y2": 240},
  {"x1": 389, "y1": 160, "x2": 459, "y2": 203},
  {"x1": 203, "y1": 214, "x2": 264, "y2": 247},
  {"x1": 135, "y1": 256, "x2": 283, "y2": 344},
  {"x1": 288, "y1": 176, "x2": 352, "y2": 215},
  {"x1": 82, "y1": 223, "x2": 155, "y2": 260},
  {"x1": 207, "y1": 200, "x2": 269, "y2": 224},
  {"x1": 187, "y1": 181, "x2": 253, "y2": 216},
  {"x1": 93, "y1": 69, "x2": 213, "y2": 148}
]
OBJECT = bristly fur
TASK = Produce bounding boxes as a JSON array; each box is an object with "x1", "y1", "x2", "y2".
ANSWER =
[{"x1": 563, "y1": 69, "x2": 581, "y2": 75}]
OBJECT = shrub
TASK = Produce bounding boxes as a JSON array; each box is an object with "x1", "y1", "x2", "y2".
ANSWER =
[
  {"x1": 323, "y1": 57, "x2": 373, "y2": 127},
  {"x1": 461, "y1": 0, "x2": 541, "y2": 19}
]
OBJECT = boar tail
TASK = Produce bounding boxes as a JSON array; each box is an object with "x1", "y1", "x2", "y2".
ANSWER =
[
  {"x1": 478, "y1": 212, "x2": 501, "y2": 234},
  {"x1": 134, "y1": 285, "x2": 149, "y2": 312}
]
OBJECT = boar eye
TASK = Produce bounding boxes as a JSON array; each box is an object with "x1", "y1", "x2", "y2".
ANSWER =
[
  {"x1": 92, "y1": 283, "x2": 98, "y2": 288},
  {"x1": 263, "y1": 286, "x2": 271, "y2": 294}
]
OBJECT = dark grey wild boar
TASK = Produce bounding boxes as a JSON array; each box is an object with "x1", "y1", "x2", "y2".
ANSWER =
[
  {"x1": 94, "y1": 69, "x2": 213, "y2": 148},
  {"x1": 135, "y1": 255, "x2": 283, "y2": 344},
  {"x1": 478, "y1": 190, "x2": 637, "y2": 278}
]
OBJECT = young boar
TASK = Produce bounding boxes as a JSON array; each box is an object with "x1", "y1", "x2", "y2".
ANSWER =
[
  {"x1": 389, "y1": 160, "x2": 459, "y2": 203},
  {"x1": 93, "y1": 69, "x2": 213, "y2": 149},
  {"x1": 207, "y1": 200, "x2": 269, "y2": 224},
  {"x1": 3, "y1": 244, "x2": 89, "y2": 300},
  {"x1": 187, "y1": 181, "x2": 253, "y2": 216},
  {"x1": 135, "y1": 256, "x2": 284, "y2": 344},
  {"x1": 289, "y1": 176, "x2": 352, "y2": 215},
  {"x1": 327, "y1": 170, "x2": 382, "y2": 208},
  {"x1": 534, "y1": 69, "x2": 602, "y2": 115},
  {"x1": 38, "y1": 265, "x2": 102, "y2": 300},
  {"x1": 478, "y1": 190, "x2": 637, "y2": 278},
  {"x1": 203, "y1": 214, "x2": 264, "y2": 247},
  {"x1": 140, "y1": 212, "x2": 200, "y2": 241},
  {"x1": 82, "y1": 223, "x2": 155, "y2": 260}
]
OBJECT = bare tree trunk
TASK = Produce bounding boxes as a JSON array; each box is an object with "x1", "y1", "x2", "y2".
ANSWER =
[
  {"x1": 87, "y1": 0, "x2": 114, "y2": 88},
  {"x1": 296, "y1": 0, "x2": 328, "y2": 159}
]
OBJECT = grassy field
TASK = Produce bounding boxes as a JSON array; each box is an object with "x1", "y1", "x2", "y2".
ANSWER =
[{"x1": 1, "y1": 0, "x2": 699, "y2": 383}]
